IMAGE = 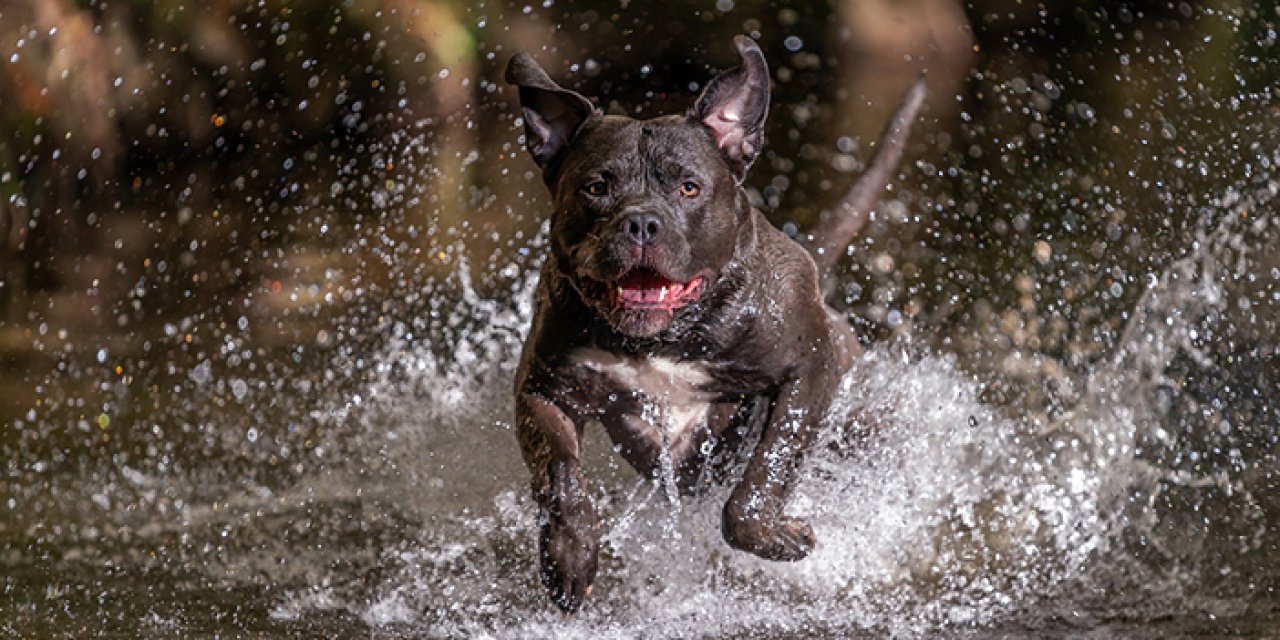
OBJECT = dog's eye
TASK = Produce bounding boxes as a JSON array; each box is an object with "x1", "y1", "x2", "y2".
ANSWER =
[
  {"x1": 679, "y1": 181, "x2": 701, "y2": 198},
  {"x1": 583, "y1": 180, "x2": 608, "y2": 197}
]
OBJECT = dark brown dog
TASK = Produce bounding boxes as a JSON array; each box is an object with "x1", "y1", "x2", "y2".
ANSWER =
[{"x1": 507, "y1": 36, "x2": 925, "y2": 613}]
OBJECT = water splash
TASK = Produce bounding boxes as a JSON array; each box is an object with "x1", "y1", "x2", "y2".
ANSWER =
[
  {"x1": 246, "y1": 186, "x2": 1277, "y2": 636},
  {"x1": 6, "y1": 185, "x2": 1273, "y2": 637}
]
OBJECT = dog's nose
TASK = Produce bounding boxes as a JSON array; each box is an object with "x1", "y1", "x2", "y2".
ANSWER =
[{"x1": 623, "y1": 214, "x2": 664, "y2": 246}]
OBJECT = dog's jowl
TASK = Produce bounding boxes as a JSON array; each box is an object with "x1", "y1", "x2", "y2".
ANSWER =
[{"x1": 507, "y1": 36, "x2": 926, "y2": 613}]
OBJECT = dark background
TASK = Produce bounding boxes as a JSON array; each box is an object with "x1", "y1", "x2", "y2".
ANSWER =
[
  {"x1": 2, "y1": 1, "x2": 1275, "y2": 410},
  {"x1": 1, "y1": 0, "x2": 1277, "y2": 497}
]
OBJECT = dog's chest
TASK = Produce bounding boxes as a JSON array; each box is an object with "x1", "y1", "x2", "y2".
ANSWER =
[{"x1": 569, "y1": 347, "x2": 715, "y2": 441}]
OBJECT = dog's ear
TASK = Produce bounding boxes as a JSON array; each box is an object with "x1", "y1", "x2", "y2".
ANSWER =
[
  {"x1": 694, "y1": 36, "x2": 770, "y2": 180},
  {"x1": 506, "y1": 53, "x2": 596, "y2": 178}
]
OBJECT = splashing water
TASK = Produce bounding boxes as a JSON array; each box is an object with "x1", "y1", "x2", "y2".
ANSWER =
[
  {"x1": 234, "y1": 185, "x2": 1276, "y2": 636},
  {"x1": 2, "y1": 183, "x2": 1276, "y2": 637},
  {"x1": 4, "y1": 2, "x2": 1279, "y2": 637}
]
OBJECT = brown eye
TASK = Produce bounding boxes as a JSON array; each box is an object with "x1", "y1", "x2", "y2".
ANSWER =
[
  {"x1": 679, "y1": 181, "x2": 701, "y2": 198},
  {"x1": 583, "y1": 179, "x2": 608, "y2": 197}
]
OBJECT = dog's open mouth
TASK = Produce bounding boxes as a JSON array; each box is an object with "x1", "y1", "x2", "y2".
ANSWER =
[{"x1": 605, "y1": 267, "x2": 704, "y2": 312}]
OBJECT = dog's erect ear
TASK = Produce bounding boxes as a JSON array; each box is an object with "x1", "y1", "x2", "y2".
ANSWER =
[
  {"x1": 506, "y1": 53, "x2": 596, "y2": 178},
  {"x1": 694, "y1": 36, "x2": 770, "y2": 180}
]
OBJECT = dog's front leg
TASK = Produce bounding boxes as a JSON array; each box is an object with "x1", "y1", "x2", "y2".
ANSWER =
[
  {"x1": 721, "y1": 368, "x2": 835, "y2": 561},
  {"x1": 516, "y1": 392, "x2": 598, "y2": 613}
]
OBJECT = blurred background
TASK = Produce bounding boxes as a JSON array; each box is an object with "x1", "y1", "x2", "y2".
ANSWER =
[
  {"x1": 2, "y1": 0, "x2": 1276, "y2": 411},
  {"x1": 2, "y1": 0, "x2": 1279, "y2": 636}
]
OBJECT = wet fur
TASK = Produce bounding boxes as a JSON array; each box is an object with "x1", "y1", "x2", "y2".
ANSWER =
[{"x1": 507, "y1": 37, "x2": 924, "y2": 613}]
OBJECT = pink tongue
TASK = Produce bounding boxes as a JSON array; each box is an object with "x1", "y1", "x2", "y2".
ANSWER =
[{"x1": 616, "y1": 270, "x2": 684, "y2": 306}]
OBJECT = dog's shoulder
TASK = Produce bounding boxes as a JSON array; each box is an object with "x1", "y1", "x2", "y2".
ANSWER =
[{"x1": 741, "y1": 210, "x2": 824, "y2": 306}]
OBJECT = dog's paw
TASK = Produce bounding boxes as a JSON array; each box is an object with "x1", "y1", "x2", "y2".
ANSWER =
[
  {"x1": 722, "y1": 509, "x2": 816, "y2": 561},
  {"x1": 539, "y1": 509, "x2": 599, "y2": 613}
]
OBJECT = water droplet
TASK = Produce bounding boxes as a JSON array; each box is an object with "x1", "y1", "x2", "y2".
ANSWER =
[{"x1": 190, "y1": 360, "x2": 212, "y2": 385}]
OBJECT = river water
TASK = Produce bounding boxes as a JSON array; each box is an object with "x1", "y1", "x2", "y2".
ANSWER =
[
  {"x1": 4, "y1": 3, "x2": 1280, "y2": 635},
  {"x1": 4, "y1": 178, "x2": 1279, "y2": 637}
]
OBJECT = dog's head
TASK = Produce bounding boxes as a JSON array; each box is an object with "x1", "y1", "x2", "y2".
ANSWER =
[{"x1": 507, "y1": 36, "x2": 769, "y2": 338}]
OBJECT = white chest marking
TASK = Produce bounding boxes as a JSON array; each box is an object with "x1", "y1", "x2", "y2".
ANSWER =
[{"x1": 570, "y1": 347, "x2": 714, "y2": 444}]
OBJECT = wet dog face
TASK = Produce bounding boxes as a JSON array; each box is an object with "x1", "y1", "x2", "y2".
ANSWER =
[
  {"x1": 548, "y1": 116, "x2": 742, "y2": 337},
  {"x1": 508, "y1": 38, "x2": 769, "y2": 338}
]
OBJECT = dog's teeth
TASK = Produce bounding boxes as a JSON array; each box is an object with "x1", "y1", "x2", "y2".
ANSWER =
[{"x1": 658, "y1": 286, "x2": 669, "y2": 301}]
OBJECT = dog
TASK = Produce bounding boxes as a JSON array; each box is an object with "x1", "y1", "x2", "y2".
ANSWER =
[{"x1": 506, "y1": 36, "x2": 925, "y2": 613}]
